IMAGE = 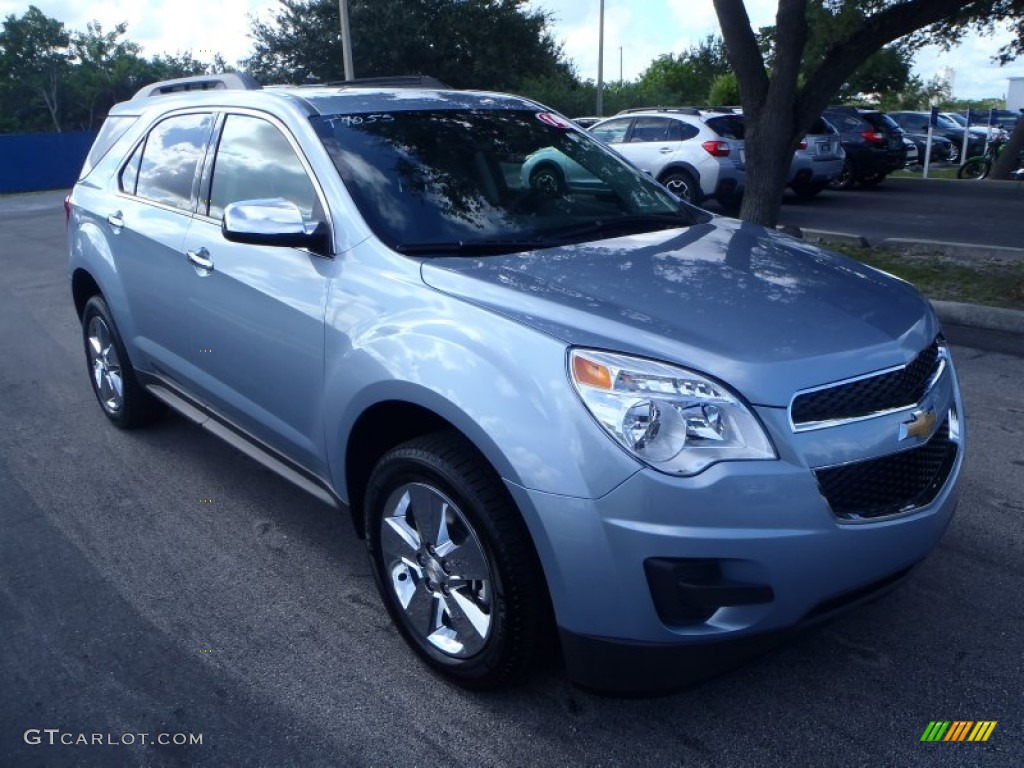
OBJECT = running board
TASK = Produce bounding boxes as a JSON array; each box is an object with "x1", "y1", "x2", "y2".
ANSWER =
[{"x1": 145, "y1": 383, "x2": 342, "y2": 510}]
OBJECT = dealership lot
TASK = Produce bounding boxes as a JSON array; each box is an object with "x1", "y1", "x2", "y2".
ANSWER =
[{"x1": 2, "y1": 191, "x2": 1022, "y2": 767}]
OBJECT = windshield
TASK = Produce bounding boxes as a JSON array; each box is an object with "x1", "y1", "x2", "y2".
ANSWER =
[{"x1": 312, "y1": 109, "x2": 704, "y2": 253}]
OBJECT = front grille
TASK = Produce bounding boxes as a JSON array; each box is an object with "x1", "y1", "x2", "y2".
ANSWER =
[
  {"x1": 792, "y1": 339, "x2": 942, "y2": 427},
  {"x1": 814, "y1": 420, "x2": 957, "y2": 520}
]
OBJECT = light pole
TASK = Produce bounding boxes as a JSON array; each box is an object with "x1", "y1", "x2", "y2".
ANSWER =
[
  {"x1": 339, "y1": 0, "x2": 354, "y2": 80},
  {"x1": 596, "y1": 0, "x2": 605, "y2": 116}
]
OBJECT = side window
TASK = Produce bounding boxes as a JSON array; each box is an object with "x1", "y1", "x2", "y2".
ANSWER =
[
  {"x1": 135, "y1": 113, "x2": 213, "y2": 211},
  {"x1": 630, "y1": 117, "x2": 670, "y2": 143},
  {"x1": 208, "y1": 115, "x2": 319, "y2": 222},
  {"x1": 590, "y1": 118, "x2": 631, "y2": 144},
  {"x1": 119, "y1": 141, "x2": 144, "y2": 195},
  {"x1": 666, "y1": 119, "x2": 700, "y2": 142}
]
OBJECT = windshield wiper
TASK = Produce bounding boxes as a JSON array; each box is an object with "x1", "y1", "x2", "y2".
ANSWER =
[
  {"x1": 542, "y1": 213, "x2": 703, "y2": 242},
  {"x1": 394, "y1": 238, "x2": 549, "y2": 256}
]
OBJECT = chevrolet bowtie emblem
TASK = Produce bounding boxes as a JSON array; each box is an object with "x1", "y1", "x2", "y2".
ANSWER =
[{"x1": 900, "y1": 409, "x2": 936, "y2": 441}]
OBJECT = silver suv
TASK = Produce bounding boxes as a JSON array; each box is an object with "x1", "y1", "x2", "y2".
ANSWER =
[
  {"x1": 589, "y1": 108, "x2": 746, "y2": 206},
  {"x1": 68, "y1": 75, "x2": 965, "y2": 694}
]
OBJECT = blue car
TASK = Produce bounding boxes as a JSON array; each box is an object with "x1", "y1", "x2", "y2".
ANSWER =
[{"x1": 68, "y1": 74, "x2": 965, "y2": 693}]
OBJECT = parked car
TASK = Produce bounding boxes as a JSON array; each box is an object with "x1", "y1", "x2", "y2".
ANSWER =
[
  {"x1": 589, "y1": 108, "x2": 745, "y2": 206},
  {"x1": 888, "y1": 111, "x2": 985, "y2": 163},
  {"x1": 788, "y1": 116, "x2": 845, "y2": 197},
  {"x1": 822, "y1": 107, "x2": 906, "y2": 188},
  {"x1": 902, "y1": 136, "x2": 919, "y2": 166},
  {"x1": 961, "y1": 108, "x2": 1021, "y2": 132},
  {"x1": 941, "y1": 112, "x2": 1005, "y2": 143},
  {"x1": 902, "y1": 132, "x2": 954, "y2": 164},
  {"x1": 67, "y1": 74, "x2": 966, "y2": 694},
  {"x1": 572, "y1": 116, "x2": 601, "y2": 129}
]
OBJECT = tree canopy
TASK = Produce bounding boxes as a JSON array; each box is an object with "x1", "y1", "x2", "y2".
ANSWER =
[
  {"x1": 0, "y1": 6, "x2": 226, "y2": 133},
  {"x1": 245, "y1": 0, "x2": 570, "y2": 90},
  {"x1": 714, "y1": 0, "x2": 1024, "y2": 226}
]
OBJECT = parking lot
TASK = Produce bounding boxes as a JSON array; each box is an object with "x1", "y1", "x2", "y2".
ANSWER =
[{"x1": 1, "y1": 190, "x2": 1022, "y2": 767}]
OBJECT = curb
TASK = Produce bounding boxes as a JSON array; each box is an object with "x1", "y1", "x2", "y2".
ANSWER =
[
  {"x1": 877, "y1": 238, "x2": 1024, "y2": 262},
  {"x1": 786, "y1": 227, "x2": 1024, "y2": 336},
  {"x1": 931, "y1": 300, "x2": 1024, "y2": 335}
]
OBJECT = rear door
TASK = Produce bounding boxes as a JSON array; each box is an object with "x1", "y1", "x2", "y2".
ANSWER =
[{"x1": 113, "y1": 111, "x2": 215, "y2": 385}]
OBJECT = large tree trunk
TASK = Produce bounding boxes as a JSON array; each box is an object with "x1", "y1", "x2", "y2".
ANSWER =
[
  {"x1": 713, "y1": 0, "x2": 996, "y2": 228},
  {"x1": 990, "y1": 118, "x2": 1024, "y2": 179}
]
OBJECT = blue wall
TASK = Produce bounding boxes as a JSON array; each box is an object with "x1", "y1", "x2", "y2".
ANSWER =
[{"x1": 0, "y1": 131, "x2": 97, "y2": 194}]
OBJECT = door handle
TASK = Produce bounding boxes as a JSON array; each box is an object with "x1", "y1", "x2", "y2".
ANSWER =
[
  {"x1": 187, "y1": 247, "x2": 214, "y2": 271},
  {"x1": 659, "y1": 147, "x2": 673, "y2": 154},
  {"x1": 107, "y1": 211, "x2": 124, "y2": 228}
]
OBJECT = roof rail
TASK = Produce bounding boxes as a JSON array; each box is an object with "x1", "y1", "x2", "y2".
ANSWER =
[
  {"x1": 132, "y1": 73, "x2": 262, "y2": 100},
  {"x1": 615, "y1": 106, "x2": 702, "y2": 116},
  {"x1": 321, "y1": 75, "x2": 453, "y2": 90}
]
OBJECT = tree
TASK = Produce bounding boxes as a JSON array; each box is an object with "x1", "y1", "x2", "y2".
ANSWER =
[
  {"x1": 245, "y1": 0, "x2": 570, "y2": 90},
  {"x1": 0, "y1": 6, "x2": 71, "y2": 132},
  {"x1": 712, "y1": 0, "x2": 1024, "y2": 227},
  {"x1": 637, "y1": 36, "x2": 731, "y2": 106},
  {"x1": 708, "y1": 72, "x2": 741, "y2": 105},
  {"x1": 66, "y1": 22, "x2": 145, "y2": 131}
]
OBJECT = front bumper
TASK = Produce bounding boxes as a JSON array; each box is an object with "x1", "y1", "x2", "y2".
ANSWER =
[{"x1": 505, "y1": 382, "x2": 964, "y2": 693}]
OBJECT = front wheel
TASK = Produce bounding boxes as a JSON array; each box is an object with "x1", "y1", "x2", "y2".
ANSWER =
[
  {"x1": 364, "y1": 432, "x2": 549, "y2": 689},
  {"x1": 957, "y1": 158, "x2": 989, "y2": 180},
  {"x1": 859, "y1": 172, "x2": 886, "y2": 187}
]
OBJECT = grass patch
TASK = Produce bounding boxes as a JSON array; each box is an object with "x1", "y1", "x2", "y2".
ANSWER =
[
  {"x1": 891, "y1": 166, "x2": 961, "y2": 180},
  {"x1": 825, "y1": 242, "x2": 1024, "y2": 311}
]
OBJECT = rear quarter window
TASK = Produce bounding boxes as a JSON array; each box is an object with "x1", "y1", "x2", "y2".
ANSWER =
[{"x1": 81, "y1": 116, "x2": 138, "y2": 179}]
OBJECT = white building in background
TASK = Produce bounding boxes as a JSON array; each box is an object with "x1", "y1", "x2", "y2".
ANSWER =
[
  {"x1": 1008, "y1": 77, "x2": 1024, "y2": 112},
  {"x1": 939, "y1": 67, "x2": 956, "y2": 97}
]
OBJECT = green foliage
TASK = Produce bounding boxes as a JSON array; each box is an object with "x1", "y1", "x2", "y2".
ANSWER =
[
  {"x1": 708, "y1": 73, "x2": 740, "y2": 106},
  {"x1": 245, "y1": 0, "x2": 570, "y2": 91},
  {"x1": 637, "y1": 36, "x2": 731, "y2": 106},
  {"x1": 0, "y1": 6, "x2": 236, "y2": 133},
  {"x1": 0, "y1": 5, "x2": 71, "y2": 131}
]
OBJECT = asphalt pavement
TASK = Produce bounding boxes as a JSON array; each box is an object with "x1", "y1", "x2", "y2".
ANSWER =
[{"x1": 1, "y1": 191, "x2": 1022, "y2": 767}]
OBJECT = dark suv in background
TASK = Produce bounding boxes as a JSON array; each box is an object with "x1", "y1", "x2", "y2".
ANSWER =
[
  {"x1": 888, "y1": 111, "x2": 985, "y2": 164},
  {"x1": 822, "y1": 107, "x2": 906, "y2": 189}
]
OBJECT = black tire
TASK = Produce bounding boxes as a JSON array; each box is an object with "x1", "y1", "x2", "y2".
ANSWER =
[
  {"x1": 791, "y1": 181, "x2": 824, "y2": 199},
  {"x1": 659, "y1": 170, "x2": 699, "y2": 204},
  {"x1": 528, "y1": 163, "x2": 566, "y2": 197},
  {"x1": 957, "y1": 158, "x2": 989, "y2": 180},
  {"x1": 827, "y1": 159, "x2": 855, "y2": 190},
  {"x1": 364, "y1": 431, "x2": 550, "y2": 689},
  {"x1": 81, "y1": 296, "x2": 164, "y2": 429},
  {"x1": 859, "y1": 172, "x2": 886, "y2": 187}
]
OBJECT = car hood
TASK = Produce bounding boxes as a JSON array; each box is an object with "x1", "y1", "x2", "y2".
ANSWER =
[{"x1": 419, "y1": 218, "x2": 939, "y2": 406}]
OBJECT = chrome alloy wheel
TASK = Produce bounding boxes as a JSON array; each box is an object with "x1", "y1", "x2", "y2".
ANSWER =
[
  {"x1": 380, "y1": 482, "x2": 493, "y2": 658},
  {"x1": 87, "y1": 315, "x2": 124, "y2": 413}
]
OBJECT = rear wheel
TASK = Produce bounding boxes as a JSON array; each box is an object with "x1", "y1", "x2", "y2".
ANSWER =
[
  {"x1": 529, "y1": 163, "x2": 566, "y2": 197},
  {"x1": 791, "y1": 181, "x2": 825, "y2": 199},
  {"x1": 364, "y1": 432, "x2": 549, "y2": 689},
  {"x1": 827, "y1": 159, "x2": 855, "y2": 190},
  {"x1": 957, "y1": 158, "x2": 989, "y2": 180},
  {"x1": 81, "y1": 296, "x2": 164, "y2": 428},
  {"x1": 660, "y1": 170, "x2": 698, "y2": 204}
]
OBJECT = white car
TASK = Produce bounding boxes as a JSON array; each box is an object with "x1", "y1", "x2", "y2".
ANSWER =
[{"x1": 589, "y1": 109, "x2": 746, "y2": 207}]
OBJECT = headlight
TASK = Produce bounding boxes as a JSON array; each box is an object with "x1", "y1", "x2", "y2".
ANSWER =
[{"x1": 569, "y1": 349, "x2": 775, "y2": 475}]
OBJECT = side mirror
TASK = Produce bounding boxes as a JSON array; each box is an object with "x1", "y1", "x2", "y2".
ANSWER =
[{"x1": 222, "y1": 198, "x2": 330, "y2": 254}]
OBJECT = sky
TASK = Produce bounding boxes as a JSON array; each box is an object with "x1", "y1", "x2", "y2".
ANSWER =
[{"x1": 2, "y1": 0, "x2": 1022, "y2": 101}]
